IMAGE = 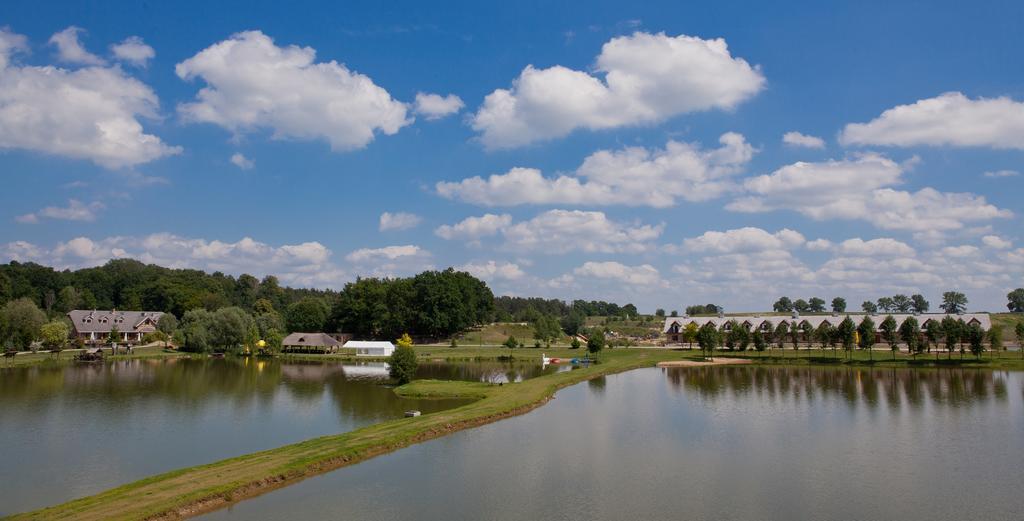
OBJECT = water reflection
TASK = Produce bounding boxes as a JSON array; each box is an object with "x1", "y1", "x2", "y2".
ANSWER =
[
  {"x1": 2, "y1": 357, "x2": 525, "y2": 516},
  {"x1": 202, "y1": 367, "x2": 1023, "y2": 521},
  {"x1": 663, "y1": 366, "x2": 1011, "y2": 408}
]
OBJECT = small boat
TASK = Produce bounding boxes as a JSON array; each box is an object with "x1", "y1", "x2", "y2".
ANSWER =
[{"x1": 541, "y1": 354, "x2": 562, "y2": 365}]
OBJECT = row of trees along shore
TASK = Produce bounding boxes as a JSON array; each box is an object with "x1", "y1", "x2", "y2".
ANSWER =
[
  {"x1": 0, "y1": 260, "x2": 636, "y2": 354},
  {"x1": 771, "y1": 291, "x2": 975, "y2": 314},
  {"x1": 681, "y1": 315, "x2": 1023, "y2": 361}
]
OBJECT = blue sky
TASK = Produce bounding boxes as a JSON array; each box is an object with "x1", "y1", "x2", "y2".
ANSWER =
[{"x1": 2, "y1": 0, "x2": 1023, "y2": 312}]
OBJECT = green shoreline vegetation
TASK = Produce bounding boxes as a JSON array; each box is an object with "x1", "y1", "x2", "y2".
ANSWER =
[{"x1": 9, "y1": 345, "x2": 1024, "y2": 520}]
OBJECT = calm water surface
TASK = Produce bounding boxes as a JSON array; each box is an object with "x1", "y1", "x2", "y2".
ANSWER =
[
  {"x1": 204, "y1": 366, "x2": 1024, "y2": 521},
  {"x1": 0, "y1": 357, "x2": 556, "y2": 515}
]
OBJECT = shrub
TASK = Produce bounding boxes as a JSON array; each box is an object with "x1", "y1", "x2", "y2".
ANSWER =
[{"x1": 388, "y1": 344, "x2": 418, "y2": 384}]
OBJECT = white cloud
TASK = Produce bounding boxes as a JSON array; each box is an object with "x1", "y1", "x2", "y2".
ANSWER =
[
  {"x1": 49, "y1": 26, "x2": 105, "y2": 65},
  {"x1": 413, "y1": 92, "x2": 464, "y2": 120},
  {"x1": 805, "y1": 239, "x2": 833, "y2": 251},
  {"x1": 345, "y1": 245, "x2": 427, "y2": 263},
  {"x1": 455, "y1": 260, "x2": 525, "y2": 281},
  {"x1": 0, "y1": 28, "x2": 28, "y2": 69},
  {"x1": 782, "y1": 131, "x2": 825, "y2": 149},
  {"x1": 983, "y1": 169, "x2": 1019, "y2": 178},
  {"x1": 230, "y1": 152, "x2": 254, "y2": 170},
  {"x1": 471, "y1": 31, "x2": 764, "y2": 148},
  {"x1": 940, "y1": 245, "x2": 979, "y2": 258},
  {"x1": 110, "y1": 36, "x2": 155, "y2": 67},
  {"x1": 681, "y1": 227, "x2": 805, "y2": 254},
  {"x1": 501, "y1": 209, "x2": 663, "y2": 254},
  {"x1": 437, "y1": 133, "x2": 754, "y2": 208},
  {"x1": 434, "y1": 213, "x2": 511, "y2": 241},
  {"x1": 176, "y1": 30, "x2": 410, "y2": 151},
  {"x1": 728, "y1": 154, "x2": 1012, "y2": 232},
  {"x1": 0, "y1": 28, "x2": 180, "y2": 168},
  {"x1": 836, "y1": 237, "x2": 914, "y2": 257},
  {"x1": 379, "y1": 211, "x2": 422, "y2": 231},
  {"x1": 16, "y1": 199, "x2": 106, "y2": 223},
  {"x1": 840, "y1": 92, "x2": 1024, "y2": 149},
  {"x1": 981, "y1": 235, "x2": 1011, "y2": 249},
  {"x1": 573, "y1": 261, "x2": 662, "y2": 286}
]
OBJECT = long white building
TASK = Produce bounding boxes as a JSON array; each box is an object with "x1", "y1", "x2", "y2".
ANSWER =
[{"x1": 663, "y1": 312, "x2": 991, "y2": 344}]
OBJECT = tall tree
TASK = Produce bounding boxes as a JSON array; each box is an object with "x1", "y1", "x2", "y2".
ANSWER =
[
  {"x1": 941, "y1": 291, "x2": 968, "y2": 314},
  {"x1": 837, "y1": 317, "x2": 856, "y2": 359},
  {"x1": 857, "y1": 315, "x2": 875, "y2": 356},
  {"x1": 861, "y1": 300, "x2": 878, "y2": 313},
  {"x1": 898, "y1": 316, "x2": 921, "y2": 360},
  {"x1": 877, "y1": 297, "x2": 894, "y2": 313},
  {"x1": 892, "y1": 294, "x2": 912, "y2": 313},
  {"x1": 1007, "y1": 288, "x2": 1024, "y2": 313},
  {"x1": 0, "y1": 298, "x2": 46, "y2": 350},
  {"x1": 966, "y1": 324, "x2": 985, "y2": 359},
  {"x1": 808, "y1": 297, "x2": 826, "y2": 313},
  {"x1": 40, "y1": 320, "x2": 69, "y2": 357},
  {"x1": 774, "y1": 322, "x2": 789, "y2": 352},
  {"x1": 286, "y1": 297, "x2": 330, "y2": 333},
  {"x1": 793, "y1": 299, "x2": 810, "y2": 313},
  {"x1": 683, "y1": 322, "x2": 699, "y2": 350},
  {"x1": 772, "y1": 297, "x2": 793, "y2": 312},
  {"x1": 910, "y1": 294, "x2": 930, "y2": 313},
  {"x1": 879, "y1": 315, "x2": 898, "y2": 362},
  {"x1": 940, "y1": 316, "x2": 961, "y2": 359},
  {"x1": 696, "y1": 322, "x2": 719, "y2": 360},
  {"x1": 831, "y1": 297, "x2": 847, "y2": 313},
  {"x1": 157, "y1": 313, "x2": 178, "y2": 349}
]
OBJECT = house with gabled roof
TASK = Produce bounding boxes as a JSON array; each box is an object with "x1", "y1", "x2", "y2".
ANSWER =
[{"x1": 67, "y1": 310, "x2": 164, "y2": 345}]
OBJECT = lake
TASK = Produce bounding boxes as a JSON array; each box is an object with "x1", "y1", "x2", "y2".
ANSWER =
[
  {"x1": 202, "y1": 366, "x2": 1023, "y2": 521},
  {"x1": 0, "y1": 357, "x2": 558, "y2": 515}
]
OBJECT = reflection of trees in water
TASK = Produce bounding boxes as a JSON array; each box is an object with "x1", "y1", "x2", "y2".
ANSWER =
[
  {"x1": 663, "y1": 366, "x2": 1011, "y2": 408},
  {"x1": 415, "y1": 361, "x2": 555, "y2": 383},
  {"x1": 0, "y1": 359, "x2": 471, "y2": 425},
  {"x1": 588, "y1": 376, "x2": 607, "y2": 394}
]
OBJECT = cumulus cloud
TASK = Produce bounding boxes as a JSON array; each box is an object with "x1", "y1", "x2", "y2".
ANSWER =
[
  {"x1": 681, "y1": 227, "x2": 805, "y2": 254},
  {"x1": 728, "y1": 154, "x2": 1011, "y2": 232},
  {"x1": 572, "y1": 261, "x2": 662, "y2": 286},
  {"x1": 344, "y1": 244, "x2": 432, "y2": 277},
  {"x1": 434, "y1": 213, "x2": 511, "y2": 241},
  {"x1": 413, "y1": 92, "x2": 464, "y2": 120},
  {"x1": 16, "y1": 199, "x2": 106, "y2": 223},
  {"x1": 176, "y1": 30, "x2": 410, "y2": 151},
  {"x1": 981, "y1": 235, "x2": 1011, "y2": 249},
  {"x1": 110, "y1": 36, "x2": 155, "y2": 67},
  {"x1": 471, "y1": 31, "x2": 764, "y2": 148},
  {"x1": 840, "y1": 92, "x2": 1024, "y2": 149},
  {"x1": 0, "y1": 28, "x2": 180, "y2": 168},
  {"x1": 782, "y1": 131, "x2": 825, "y2": 149},
  {"x1": 230, "y1": 152, "x2": 254, "y2": 169},
  {"x1": 455, "y1": 260, "x2": 525, "y2": 282},
  {"x1": 1, "y1": 233, "x2": 345, "y2": 288},
  {"x1": 983, "y1": 169, "x2": 1019, "y2": 178},
  {"x1": 378, "y1": 211, "x2": 422, "y2": 231},
  {"x1": 49, "y1": 26, "x2": 105, "y2": 65},
  {"x1": 835, "y1": 237, "x2": 914, "y2": 257},
  {"x1": 501, "y1": 209, "x2": 663, "y2": 254},
  {"x1": 437, "y1": 133, "x2": 754, "y2": 208}
]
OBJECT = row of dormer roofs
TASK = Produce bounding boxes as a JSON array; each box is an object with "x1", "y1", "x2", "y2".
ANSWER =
[
  {"x1": 663, "y1": 312, "x2": 991, "y2": 334},
  {"x1": 67, "y1": 310, "x2": 164, "y2": 334}
]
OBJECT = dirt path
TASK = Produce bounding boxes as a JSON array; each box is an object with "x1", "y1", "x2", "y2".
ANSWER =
[{"x1": 656, "y1": 358, "x2": 752, "y2": 368}]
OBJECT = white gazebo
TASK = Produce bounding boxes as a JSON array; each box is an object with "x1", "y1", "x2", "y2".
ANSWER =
[{"x1": 344, "y1": 340, "x2": 396, "y2": 357}]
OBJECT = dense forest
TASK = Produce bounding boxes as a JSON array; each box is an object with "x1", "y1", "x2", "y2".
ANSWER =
[{"x1": 0, "y1": 260, "x2": 638, "y2": 351}]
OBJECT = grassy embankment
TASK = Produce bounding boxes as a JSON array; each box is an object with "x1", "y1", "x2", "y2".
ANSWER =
[{"x1": 1, "y1": 344, "x2": 188, "y2": 369}]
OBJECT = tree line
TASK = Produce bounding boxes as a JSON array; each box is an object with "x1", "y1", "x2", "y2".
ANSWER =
[{"x1": 680, "y1": 315, "x2": 1022, "y2": 361}]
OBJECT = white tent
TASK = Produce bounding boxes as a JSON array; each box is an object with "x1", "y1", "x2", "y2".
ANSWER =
[{"x1": 344, "y1": 340, "x2": 396, "y2": 357}]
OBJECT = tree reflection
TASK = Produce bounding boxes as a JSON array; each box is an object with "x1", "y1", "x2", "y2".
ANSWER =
[{"x1": 663, "y1": 366, "x2": 1012, "y2": 408}]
